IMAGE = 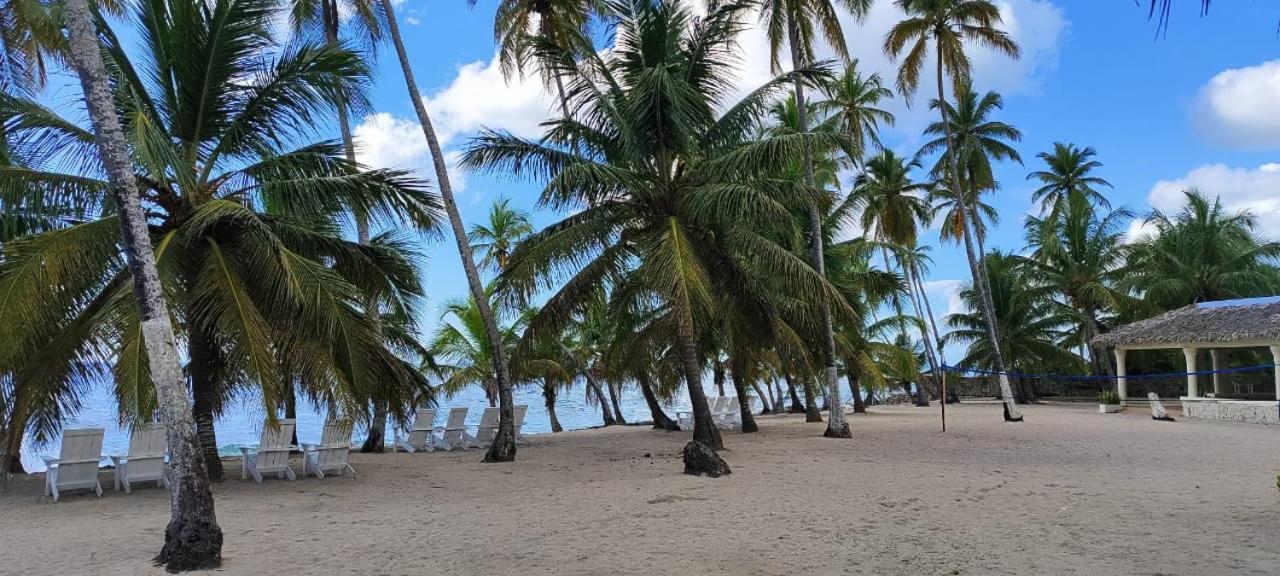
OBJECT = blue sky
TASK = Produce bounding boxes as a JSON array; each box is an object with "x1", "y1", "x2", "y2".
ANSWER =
[{"x1": 347, "y1": 0, "x2": 1280, "y2": 336}]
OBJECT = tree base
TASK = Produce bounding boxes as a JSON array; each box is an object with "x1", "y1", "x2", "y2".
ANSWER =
[
  {"x1": 822, "y1": 423, "x2": 852, "y2": 438},
  {"x1": 1152, "y1": 415, "x2": 1176, "y2": 422},
  {"x1": 682, "y1": 441, "x2": 731, "y2": 478},
  {"x1": 1002, "y1": 403, "x2": 1024, "y2": 423},
  {"x1": 482, "y1": 442, "x2": 516, "y2": 463},
  {"x1": 789, "y1": 404, "x2": 805, "y2": 414},
  {"x1": 804, "y1": 411, "x2": 824, "y2": 423},
  {"x1": 740, "y1": 419, "x2": 759, "y2": 433},
  {"x1": 154, "y1": 515, "x2": 222, "y2": 573}
]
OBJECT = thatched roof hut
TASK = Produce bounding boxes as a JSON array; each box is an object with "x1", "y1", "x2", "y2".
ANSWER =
[{"x1": 1093, "y1": 296, "x2": 1280, "y2": 349}]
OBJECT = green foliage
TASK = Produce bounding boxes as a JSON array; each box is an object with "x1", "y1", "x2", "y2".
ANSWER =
[{"x1": 1097, "y1": 389, "x2": 1119, "y2": 405}]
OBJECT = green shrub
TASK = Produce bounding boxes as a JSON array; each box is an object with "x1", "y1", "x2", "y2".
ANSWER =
[{"x1": 1097, "y1": 389, "x2": 1119, "y2": 405}]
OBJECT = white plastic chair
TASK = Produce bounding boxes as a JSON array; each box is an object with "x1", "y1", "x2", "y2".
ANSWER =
[
  {"x1": 677, "y1": 397, "x2": 721, "y2": 430},
  {"x1": 716, "y1": 396, "x2": 740, "y2": 429},
  {"x1": 433, "y1": 407, "x2": 469, "y2": 451},
  {"x1": 466, "y1": 407, "x2": 500, "y2": 449},
  {"x1": 239, "y1": 419, "x2": 297, "y2": 483},
  {"x1": 109, "y1": 422, "x2": 168, "y2": 493},
  {"x1": 393, "y1": 408, "x2": 437, "y2": 453},
  {"x1": 43, "y1": 428, "x2": 105, "y2": 502},
  {"x1": 304, "y1": 420, "x2": 356, "y2": 479}
]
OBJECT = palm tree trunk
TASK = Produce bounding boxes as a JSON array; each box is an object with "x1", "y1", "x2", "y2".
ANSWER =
[
  {"x1": 801, "y1": 378, "x2": 823, "y2": 423},
  {"x1": 785, "y1": 372, "x2": 805, "y2": 413},
  {"x1": 584, "y1": 373, "x2": 616, "y2": 426},
  {"x1": 712, "y1": 358, "x2": 726, "y2": 397},
  {"x1": 912, "y1": 264, "x2": 956, "y2": 403},
  {"x1": 2, "y1": 403, "x2": 28, "y2": 474},
  {"x1": 543, "y1": 382, "x2": 563, "y2": 433},
  {"x1": 772, "y1": 379, "x2": 784, "y2": 411},
  {"x1": 605, "y1": 380, "x2": 627, "y2": 424},
  {"x1": 751, "y1": 381, "x2": 773, "y2": 414},
  {"x1": 728, "y1": 356, "x2": 759, "y2": 433},
  {"x1": 902, "y1": 261, "x2": 940, "y2": 408},
  {"x1": 381, "y1": 0, "x2": 517, "y2": 461},
  {"x1": 676, "y1": 314, "x2": 722, "y2": 451},
  {"x1": 188, "y1": 329, "x2": 224, "y2": 482},
  {"x1": 63, "y1": 0, "x2": 222, "y2": 567},
  {"x1": 788, "y1": 21, "x2": 846, "y2": 439},
  {"x1": 636, "y1": 372, "x2": 679, "y2": 431},
  {"x1": 845, "y1": 363, "x2": 866, "y2": 414},
  {"x1": 934, "y1": 52, "x2": 1021, "y2": 422}
]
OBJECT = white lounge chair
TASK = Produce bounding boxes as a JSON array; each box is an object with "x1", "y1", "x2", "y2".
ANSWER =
[
  {"x1": 393, "y1": 408, "x2": 437, "y2": 453},
  {"x1": 716, "y1": 396, "x2": 740, "y2": 429},
  {"x1": 513, "y1": 404, "x2": 529, "y2": 442},
  {"x1": 304, "y1": 419, "x2": 356, "y2": 479},
  {"x1": 239, "y1": 419, "x2": 297, "y2": 483},
  {"x1": 43, "y1": 428, "x2": 105, "y2": 502},
  {"x1": 109, "y1": 422, "x2": 168, "y2": 493},
  {"x1": 678, "y1": 397, "x2": 716, "y2": 430},
  {"x1": 465, "y1": 407, "x2": 500, "y2": 449},
  {"x1": 433, "y1": 407, "x2": 469, "y2": 451}
]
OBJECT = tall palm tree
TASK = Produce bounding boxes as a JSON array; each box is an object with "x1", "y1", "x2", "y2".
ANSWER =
[
  {"x1": 759, "y1": 0, "x2": 873, "y2": 439},
  {"x1": 469, "y1": 198, "x2": 534, "y2": 272},
  {"x1": 918, "y1": 82, "x2": 1020, "y2": 258},
  {"x1": 850, "y1": 150, "x2": 941, "y2": 405},
  {"x1": 464, "y1": 0, "x2": 846, "y2": 470},
  {"x1": 1123, "y1": 190, "x2": 1280, "y2": 312},
  {"x1": 1027, "y1": 142, "x2": 1112, "y2": 220},
  {"x1": 431, "y1": 292, "x2": 520, "y2": 407},
  {"x1": 817, "y1": 60, "x2": 895, "y2": 167},
  {"x1": 48, "y1": 0, "x2": 222, "y2": 567},
  {"x1": 490, "y1": 0, "x2": 598, "y2": 117},
  {"x1": 379, "y1": 0, "x2": 519, "y2": 462},
  {"x1": 884, "y1": 0, "x2": 1024, "y2": 421}
]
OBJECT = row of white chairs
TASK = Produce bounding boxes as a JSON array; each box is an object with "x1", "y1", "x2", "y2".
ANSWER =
[
  {"x1": 392, "y1": 405, "x2": 529, "y2": 453},
  {"x1": 40, "y1": 405, "x2": 531, "y2": 501},
  {"x1": 676, "y1": 396, "x2": 743, "y2": 431}
]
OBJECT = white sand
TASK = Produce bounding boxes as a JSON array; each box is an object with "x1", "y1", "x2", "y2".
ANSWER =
[{"x1": 2, "y1": 403, "x2": 1278, "y2": 575}]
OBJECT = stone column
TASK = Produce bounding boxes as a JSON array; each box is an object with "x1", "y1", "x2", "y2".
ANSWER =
[
  {"x1": 1183, "y1": 347, "x2": 1198, "y2": 398},
  {"x1": 1270, "y1": 345, "x2": 1280, "y2": 401},
  {"x1": 1114, "y1": 348, "x2": 1128, "y2": 405},
  {"x1": 1210, "y1": 349, "x2": 1226, "y2": 397}
]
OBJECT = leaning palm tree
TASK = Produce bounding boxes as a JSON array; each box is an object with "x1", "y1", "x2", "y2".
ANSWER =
[
  {"x1": 490, "y1": 0, "x2": 599, "y2": 117},
  {"x1": 463, "y1": 0, "x2": 846, "y2": 471},
  {"x1": 379, "y1": 0, "x2": 519, "y2": 462},
  {"x1": 759, "y1": 0, "x2": 874, "y2": 440},
  {"x1": 431, "y1": 292, "x2": 521, "y2": 408},
  {"x1": 884, "y1": 0, "x2": 1024, "y2": 421},
  {"x1": 1027, "y1": 142, "x2": 1113, "y2": 219},
  {"x1": 468, "y1": 198, "x2": 534, "y2": 272}
]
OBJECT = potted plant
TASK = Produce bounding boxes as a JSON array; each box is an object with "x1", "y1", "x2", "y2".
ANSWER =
[{"x1": 1097, "y1": 390, "x2": 1122, "y2": 413}]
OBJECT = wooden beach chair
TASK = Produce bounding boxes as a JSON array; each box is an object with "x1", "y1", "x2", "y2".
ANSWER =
[
  {"x1": 304, "y1": 419, "x2": 357, "y2": 479},
  {"x1": 239, "y1": 419, "x2": 297, "y2": 483},
  {"x1": 433, "y1": 407, "x2": 469, "y2": 451},
  {"x1": 108, "y1": 422, "x2": 168, "y2": 494},
  {"x1": 393, "y1": 408, "x2": 437, "y2": 453},
  {"x1": 465, "y1": 407, "x2": 500, "y2": 449},
  {"x1": 42, "y1": 428, "x2": 105, "y2": 502}
]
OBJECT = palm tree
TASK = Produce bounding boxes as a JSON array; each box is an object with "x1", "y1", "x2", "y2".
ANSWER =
[
  {"x1": 918, "y1": 82, "x2": 1020, "y2": 258},
  {"x1": 884, "y1": 0, "x2": 1024, "y2": 421},
  {"x1": 1027, "y1": 143, "x2": 1112, "y2": 219},
  {"x1": 850, "y1": 150, "x2": 941, "y2": 405},
  {"x1": 431, "y1": 292, "x2": 520, "y2": 408},
  {"x1": 946, "y1": 251, "x2": 1083, "y2": 401},
  {"x1": 469, "y1": 198, "x2": 534, "y2": 272},
  {"x1": 463, "y1": 0, "x2": 845, "y2": 470},
  {"x1": 1024, "y1": 193, "x2": 1130, "y2": 377},
  {"x1": 817, "y1": 61, "x2": 895, "y2": 166},
  {"x1": 0, "y1": 0, "x2": 437, "y2": 484},
  {"x1": 1123, "y1": 190, "x2": 1280, "y2": 311},
  {"x1": 759, "y1": 0, "x2": 874, "y2": 440},
  {"x1": 927, "y1": 177, "x2": 999, "y2": 250},
  {"x1": 490, "y1": 0, "x2": 598, "y2": 117},
  {"x1": 379, "y1": 0, "x2": 519, "y2": 462}
]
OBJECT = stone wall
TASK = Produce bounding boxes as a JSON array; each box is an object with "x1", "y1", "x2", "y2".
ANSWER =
[{"x1": 1181, "y1": 398, "x2": 1280, "y2": 425}]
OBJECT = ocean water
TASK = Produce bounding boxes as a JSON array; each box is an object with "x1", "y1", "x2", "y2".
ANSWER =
[{"x1": 18, "y1": 381, "x2": 719, "y2": 473}]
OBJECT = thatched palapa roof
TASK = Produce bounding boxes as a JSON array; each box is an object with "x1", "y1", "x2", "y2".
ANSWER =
[{"x1": 1093, "y1": 296, "x2": 1280, "y2": 348}]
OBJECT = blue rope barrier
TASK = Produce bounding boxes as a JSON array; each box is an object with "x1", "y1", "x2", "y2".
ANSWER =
[{"x1": 941, "y1": 363, "x2": 1276, "y2": 382}]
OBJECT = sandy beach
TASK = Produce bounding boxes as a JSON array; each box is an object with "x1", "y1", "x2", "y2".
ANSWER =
[{"x1": 2, "y1": 403, "x2": 1277, "y2": 575}]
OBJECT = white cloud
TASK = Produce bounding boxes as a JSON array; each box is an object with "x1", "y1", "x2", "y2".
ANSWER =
[
  {"x1": 923, "y1": 279, "x2": 967, "y2": 317},
  {"x1": 421, "y1": 55, "x2": 559, "y2": 148},
  {"x1": 353, "y1": 112, "x2": 467, "y2": 193},
  {"x1": 1195, "y1": 60, "x2": 1280, "y2": 149},
  {"x1": 1146, "y1": 162, "x2": 1280, "y2": 239},
  {"x1": 1123, "y1": 219, "x2": 1159, "y2": 244}
]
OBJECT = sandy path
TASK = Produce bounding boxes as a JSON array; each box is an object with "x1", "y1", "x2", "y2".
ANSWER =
[{"x1": 1, "y1": 403, "x2": 1277, "y2": 575}]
